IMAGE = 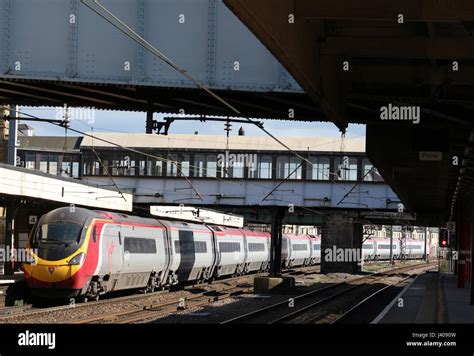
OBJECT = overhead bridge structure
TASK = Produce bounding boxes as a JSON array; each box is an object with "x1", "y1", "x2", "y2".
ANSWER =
[{"x1": 0, "y1": 0, "x2": 320, "y2": 122}]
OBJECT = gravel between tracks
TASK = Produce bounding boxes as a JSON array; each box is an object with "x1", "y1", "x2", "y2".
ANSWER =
[{"x1": 0, "y1": 261, "x2": 427, "y2": 324}]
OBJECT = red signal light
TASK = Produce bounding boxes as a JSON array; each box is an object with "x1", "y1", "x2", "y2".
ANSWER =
[{"x1": 441, "y1": 239, "x2": 447, "y2": 246}]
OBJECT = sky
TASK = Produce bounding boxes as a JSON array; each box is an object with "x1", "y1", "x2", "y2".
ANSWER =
[{"x1": 17, "y1": 106, "x2": 366, "y2": 139}]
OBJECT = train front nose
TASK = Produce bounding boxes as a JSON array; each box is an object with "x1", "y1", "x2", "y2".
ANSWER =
[
  {"x1": 25, "y1": 262, "x2": 84, "y2": 298},
  {"x1": 30, "y1": 263, "x2": 74, "y2": 284}
]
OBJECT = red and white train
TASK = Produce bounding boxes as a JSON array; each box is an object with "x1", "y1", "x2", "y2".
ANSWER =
[{"x1": 23, "y1": 207, "x2": 428, "y2": 300}]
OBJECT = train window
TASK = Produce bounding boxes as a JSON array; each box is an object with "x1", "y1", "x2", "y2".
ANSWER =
[
  {"x1": 362, "y1": 244, "x2": 374, "y2": 249},
  {"x1": 92, "y1": 225, "x2": 97, "y2": 243},
  {"x1": 195, "y1": 241, "x2": 207, "y2": 253},
  {"x1": 174, "y1": 240, "x2": 207, "y2": 254},
  {"x1": 313, "y1": 245, "x2": 321, "y2": 251},
  {"x1": 219, "y1": 242, "x2": 241, "y2": 253},
  {"x1": 118, "y1": 231, "x2": 122, "y2": 245},
  {"x1": 248, "y1": 243, "x2": 265, "y2": 252},
  {"x1": 410, "y1": 245, "x2": 422, "y2": 249},
  {"x1": 292, "y1": 244, "x2": 307, "y2": 251},
  {"x1": 378, "y1": 244, "x2": 396, "y2": 249},
  {"x1": 124, "y1": 237, "x2": 156, "y2": 254}
]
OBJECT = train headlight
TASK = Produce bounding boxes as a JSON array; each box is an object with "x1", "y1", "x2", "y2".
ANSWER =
[{"x1": 69, "y1": 252, "x2": 86, "y2": 265}]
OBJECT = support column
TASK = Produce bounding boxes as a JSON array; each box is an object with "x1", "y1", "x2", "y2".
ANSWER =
[
  {"x1": 7, "y1": 107, "x2": 17, "y2": 166},
  {"x1": 321, "y1": 212, "x2": 363, "y2": 274},
  {"x1": 471, "y1": 221, "x2": 474, "y2": 305},
  {"x1": 389, "y1": 225, "x2": 394, "y2": 265},
  {"x1": 254, "y1": 207, "x2": 294, "y2": 293},
  {"x1": 3, "y1": 197, "x2": 15, "y2": 276},
  {"x1": 269, "y1": 207, "x2": 285, "y2": 276},
  {"x1": 458, "y1": 209, "x2": 469, "y2": 288},
  {"x1": 4, "y1": 106, "x2": 17, "y2": 275},
  {"x1": 146, "y1": 101, "x2": 154, "y2": 134}
]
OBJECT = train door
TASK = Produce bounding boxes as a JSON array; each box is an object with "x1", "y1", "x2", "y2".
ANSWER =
[{"x1": 99, "y1": 224, "x2": 123, "y2": 276}]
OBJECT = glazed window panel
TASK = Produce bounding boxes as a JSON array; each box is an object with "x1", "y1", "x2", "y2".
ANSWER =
[
  {"x1": 276, "y1": 156, "x2": 289, "y2": 179},
  {"x1": 206, "y1": 154, "x2": 217, "y2": 178},
  {"x1": 124, "y1": 237, "x2": 156, "y2": 254},
  {"x1": 307, "y1": 156, "x2": 330, "y2": 180},
  {"x1": 138, "y1": 160, "x2": 146, "y2": 176},
  {"x1": 277, "y1": 156, "x2": 302, "y2": 179},
  {"x1": 48, "y1": 155, "x2": 58, "y2": 175},
  {"x1": 259, "y1": 156, "x2": 272, "y2": 179},
  {"x1": 292, "y1": 243, "x2": 307, "y2": 251},
  {"x1": 25, "y1": 153, "x2": 36, "y2": 170},
  {"x1": 362, "y1": 159, "x2": 384, "y2": 182},
  {"x1": 148, "y1": 159, "x2": 163, "y2": 177},
  {"x1": 230, "y1": 159, "x2": 244, "y2": 178},
  {"x1": 39, "y1": 154, "x2": 48, "y2": 173},
  {"x1": 194, "y1": 155, "x2": 205, "y2": 177},
  {"x1": 248, "y1": 243, "x2": 265, "y2": 252},
  {"x1": 219, "y1": 242, "x2": 241, "y2": 253},
  {"x1": 288, "y1": 157, "x2": 302, "y2": 179},
  {"x1": 72, "y1": 162, "x2": 80, "y2": 178},
  {"x1": 61, "y1": 161, "x2": 71, "y2": 177},
  {"x1": 166, "y1": 154, "x2": 178, "y2": 177},
  {"x1": 334, "y1": 157, "x2": 358, "y2": 181},
  {"x1": 180, "y1": 155, "x2": 190, "y2": 177}
]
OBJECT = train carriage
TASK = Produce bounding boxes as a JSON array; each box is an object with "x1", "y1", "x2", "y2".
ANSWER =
[
  {"x1": 165, "y1": 221, "x2": 215, "y2": 284},
  {"x1": 284, "y1": 234, "x2": 312, "y2": 268},
  {"x1": 210, "y1": 226, "x2": 246, "y2": 278},
  {"x1": 242, "y1": 230, "x2": 271, "y2": 273},
  {"x1": 308, "y1": 235, "x2": 321, "y2": 264}
]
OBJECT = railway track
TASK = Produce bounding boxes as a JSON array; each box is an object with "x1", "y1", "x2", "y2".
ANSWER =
[
  {"x1": 70, "y1": 266, "x2": 321, "y2": 324},
  {"x1": 220, "y1": 262, "x2": 437, "y2": 324},
  {"x1": 71, "y1": 284, "x2": 251, "y2": 324},
  {"x1": 0, "y1": 265, "x2": 319, "y2": 323}
]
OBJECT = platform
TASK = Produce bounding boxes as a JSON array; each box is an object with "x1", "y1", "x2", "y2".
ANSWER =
[{"x1": 374, "y1": 272, "x2": 474, "y2": 323}]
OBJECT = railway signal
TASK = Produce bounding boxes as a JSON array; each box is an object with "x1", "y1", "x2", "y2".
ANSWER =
[{"x1": 439, "y1": 229, "x2": 450, "y2": 247}]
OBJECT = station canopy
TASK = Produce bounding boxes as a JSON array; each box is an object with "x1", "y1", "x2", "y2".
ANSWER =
[{"x1": 0, "y1": 163, "x2": 132, "y2": 212}]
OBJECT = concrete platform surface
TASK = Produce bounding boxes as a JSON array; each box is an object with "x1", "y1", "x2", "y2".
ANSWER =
[{"x1": 374, "y1": 272, "x2": 474, "y2": 323}]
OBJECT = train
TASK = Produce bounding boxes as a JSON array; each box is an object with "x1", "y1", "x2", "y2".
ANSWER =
[{"x1": 23, "y1": 207, "x2": 429, "y2": 301}]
